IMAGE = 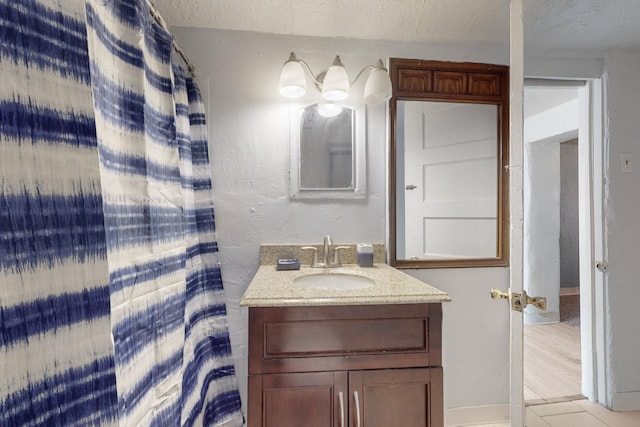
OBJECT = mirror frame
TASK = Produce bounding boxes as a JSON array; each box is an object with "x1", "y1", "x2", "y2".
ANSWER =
[
  {"x1": 389, "y1": 58, "x2": 510, "y2": 268},
  {"x1": 290, "y1": 104, "x2": 366, "y2": 200}
]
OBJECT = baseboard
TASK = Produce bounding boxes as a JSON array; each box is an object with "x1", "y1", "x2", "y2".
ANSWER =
[
  {"x1": 526, "y1": 394, "x2": 585, "y2": 406},
  {"x1": 445, "y1": 404, "x2": 510, "y2": 426},
  {"x1": 524, "y1": 310, "x2": 560, "y2": 325},
  {"x1": 612, "y1": 391, "x2": 640, "y2": 411},
  {"x1": 560, "y1": 286, "x2": 580, "y2": 296}
]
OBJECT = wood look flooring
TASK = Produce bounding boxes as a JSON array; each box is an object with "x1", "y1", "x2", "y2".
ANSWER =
[
  {"x1": 465, "y1": 400, "x2": 640, "y2": 427},
  {"x1": 524, "y1": 322, "x2": 582, "y2": 404}
]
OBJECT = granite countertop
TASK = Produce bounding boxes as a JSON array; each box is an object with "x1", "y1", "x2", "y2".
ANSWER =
[{"x1": 240, "y1": 263, "x2": 451, "y2": 307}]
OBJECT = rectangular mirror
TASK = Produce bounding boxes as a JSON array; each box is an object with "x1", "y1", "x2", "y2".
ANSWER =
[
  {"x1": 290, "y1": 103, "x2": 366, "y2": 199},
  {"x1": 389, "y1": 59, "x2": 509, "y2": 268},
  {"x1": 397, "y1": 100, "x2": 499, "y2": 259}
]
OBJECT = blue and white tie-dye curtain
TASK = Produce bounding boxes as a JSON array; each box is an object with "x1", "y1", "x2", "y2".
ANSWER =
[
  {"x1": 0, "y1": 0, "x2": 119, "y2": 425},
  {"x1": 84, "y1": 1, "x2": 243, "y2": 425},
  {"x1": 1, "y1": 0, "x2": 243, "y2": 425}
]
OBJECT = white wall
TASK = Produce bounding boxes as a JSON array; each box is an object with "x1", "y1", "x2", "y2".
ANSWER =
[
  {"x1": 603, "y1": 49, "x2": 640, "y2": 410},
  {"x1": 523, "y1": 99, "x2": 579, "y2": 324},
  {"x1": 172, "y1": 26, "x2": 512, "y2": 414},
  {"x1": 172, "y1": 27, "x2": 640, "y2": 415},
  {"x1": 524, "y1": 140, "x2": 561, "y2": 324},
  {"x1": 406, "y1": 268, "x2": 511, "y2": 408}
]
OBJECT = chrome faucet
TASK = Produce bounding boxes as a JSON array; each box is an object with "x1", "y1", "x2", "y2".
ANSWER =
[
  {"x1": 301, "y1": 235, "x2": 350, "y2": 268},
  {"x1": 322, "y1": 235, "x2": 333, "y2": 266}
]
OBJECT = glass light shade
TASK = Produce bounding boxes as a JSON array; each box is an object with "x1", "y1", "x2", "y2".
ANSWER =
[
  {"x1": 321, "y1": 56, "x2": 349, "y2": 101},
  {"x1": 317, "y1": 103, "x2": 343, "y2": 118},
  {"x1": 279, "y1": 53, "x2": 306, "y2": 98},
  {"x1": 363, "y1": 65, "x2": 392, "y2": 104}
]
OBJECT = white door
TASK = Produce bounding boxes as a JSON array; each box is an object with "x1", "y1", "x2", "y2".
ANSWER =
[
  {"x1": 507, "y1": 2, "x2": 605, "y2": 423},
  {"x1": 403, "y1": 101, "x2": 499, "y2": 260},
  {"x1": 402, "y1": 101, "x2": 425, "y2": 257},
  {"x1": 509, "y1": 1, "x2": 525, "y2": 425}
]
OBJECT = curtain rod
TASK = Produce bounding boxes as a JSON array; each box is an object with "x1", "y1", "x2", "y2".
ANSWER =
[{"x1": 146, "y1": 0, "x2": 197, "y2": 77}]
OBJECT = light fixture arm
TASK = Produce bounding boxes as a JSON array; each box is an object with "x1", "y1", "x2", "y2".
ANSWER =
[
  {"x1": 295, "y1": 58, "x2": 324, "y2": 87},
  {"x1": 350, "y1": 64, "x2": 378, "y2": 86},
  {"x1": 299, "y1": 60, "x2": 386, "y2": 87}
]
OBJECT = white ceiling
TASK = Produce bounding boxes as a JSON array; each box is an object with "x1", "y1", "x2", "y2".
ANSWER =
[
  {"x1": 155, "y1": 0, "x2": 640, "y2": 54},
  {"x1": 154, "y1": 0, "x2": 635, "y2": 117}
]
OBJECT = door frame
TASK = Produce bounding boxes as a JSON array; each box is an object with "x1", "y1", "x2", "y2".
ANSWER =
[
  {"x1": 579, "y1": 78, "x2": 607, "y2": 405},
  {"x1": 520, "y1": 78, "x2": 603, "y2": 405}
]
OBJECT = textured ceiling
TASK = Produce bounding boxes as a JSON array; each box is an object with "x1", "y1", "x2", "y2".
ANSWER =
[
  {"x1": 153, "y1": 0, "x2": 640, "y2": 53},
  {"x1": 154, "y1": 0, "x2": 509, "y2": 44}
]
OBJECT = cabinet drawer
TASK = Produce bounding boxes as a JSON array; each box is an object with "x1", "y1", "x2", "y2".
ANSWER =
[
  {"x1": 265, "y1": 317, "x2": 428, "y2": 355},
  {"x1": 249, "y1": 304, "x2": 442, "y2": 374}
]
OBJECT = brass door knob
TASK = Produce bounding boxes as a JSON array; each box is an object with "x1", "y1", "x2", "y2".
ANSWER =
[
  {"x1": 490, "y1": 288, "x2": 547, "y2": 312},
  {"x1": 525, "y1": 292, "x2": 547, "y2": 311},
  {"x1": 491, "y1": 288, "x2": 509, "y2": 300}
]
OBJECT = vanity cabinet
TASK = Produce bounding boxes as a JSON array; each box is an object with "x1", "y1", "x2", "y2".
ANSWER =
[{"x1": 247, "y1": 303, "x2": 443, "y2": 427}]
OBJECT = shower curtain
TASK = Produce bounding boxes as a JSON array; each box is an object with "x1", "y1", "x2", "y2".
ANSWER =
[{"x1": 1, "y1": 0, "x2": 243, "y2": 425}]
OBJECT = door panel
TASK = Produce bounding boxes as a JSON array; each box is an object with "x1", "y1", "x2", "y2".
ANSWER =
[
  {"x1": 350, "y1": 368, "x2": 443, "y2": 427},
  {"x1": 255, "y1": 371, "x2": 347, "y2": 427}
]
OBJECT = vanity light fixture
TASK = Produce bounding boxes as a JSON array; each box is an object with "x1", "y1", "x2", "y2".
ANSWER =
[{"x1": 278, "y1": 52, "x2": 392, "y2": 104}]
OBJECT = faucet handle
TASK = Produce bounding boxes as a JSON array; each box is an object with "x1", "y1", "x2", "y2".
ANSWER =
[
  {"x1": 331, "y1": 246, "x2": 351, "y2": 268},
  {"x1": 300, "y1": 246, "x2": 319, "y2": 267}
]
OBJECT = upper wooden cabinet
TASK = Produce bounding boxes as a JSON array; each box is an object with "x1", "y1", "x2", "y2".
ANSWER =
[
  {"x1": 392, "y1": 59, "x2": 507, "y2": 99},
  {"x1": 247, "y1": 303, "x2": 444, "y2": 427}
]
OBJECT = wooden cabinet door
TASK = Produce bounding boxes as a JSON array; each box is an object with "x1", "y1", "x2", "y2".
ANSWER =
[
  {"x1": 248, "y1": 371, "x2": 348, "y2": 427},
  {"x1": 349, "y1": 368, "x2": 443, "y2": 427}
]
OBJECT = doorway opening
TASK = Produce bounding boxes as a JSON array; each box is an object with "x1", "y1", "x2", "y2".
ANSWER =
[{"x1": 522, "y1": 80, "x2": 588, "y2": 405}]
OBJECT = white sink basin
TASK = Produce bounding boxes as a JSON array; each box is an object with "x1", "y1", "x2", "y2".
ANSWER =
[{"x1": 294, "y1": 273, "x2": 375, "y2": 290}]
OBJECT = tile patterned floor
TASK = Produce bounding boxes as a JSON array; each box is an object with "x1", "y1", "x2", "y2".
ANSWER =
[
  {"x1": 459, "y1": 399, "x2": 640, "y2": 427},
  {"x1": 526, "y1": 400, "x2": 640, "y2": 427},
  {"x1": 464, "y1": 424, "x2": 510, "y2": 427}
]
